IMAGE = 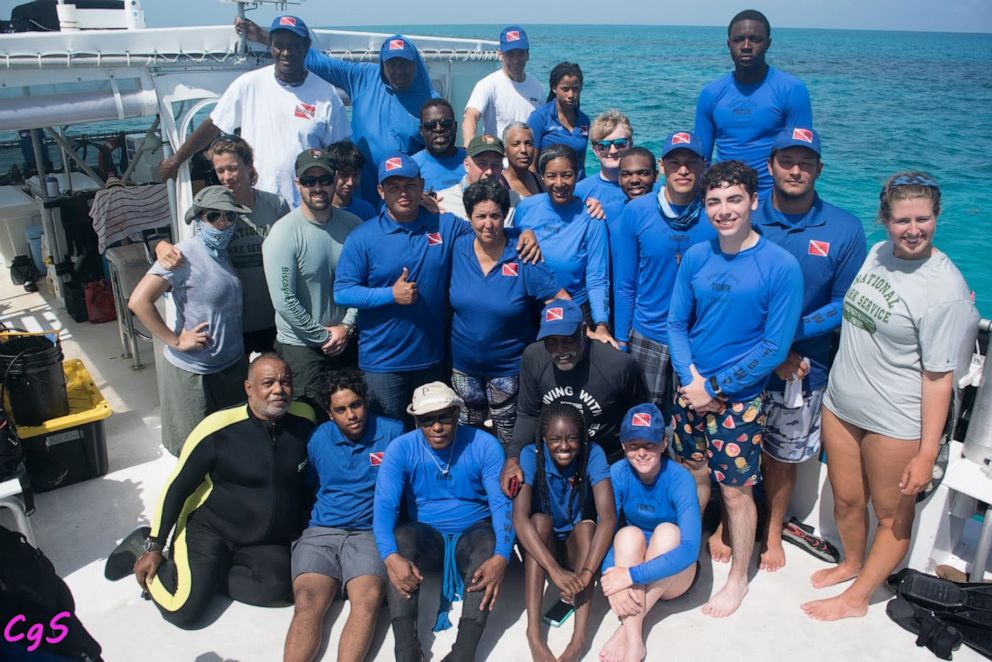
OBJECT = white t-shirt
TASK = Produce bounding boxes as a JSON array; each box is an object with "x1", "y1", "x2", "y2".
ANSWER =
[
  {"x1": 465, "y1": 69, "x2": 544, "y2": 138},
  {"x1": 210, "y1": 66, "x2": 351, "y2": 207}
]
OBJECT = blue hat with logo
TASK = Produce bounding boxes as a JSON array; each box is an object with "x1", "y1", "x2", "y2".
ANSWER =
[
  {"x1": 661, "y1": 131, "x2": 705, "y2": 159},
  {"x1": 377, "y1": 154, "x2": 420, "y2": 183},
  {"x1": 620, "y1": 403, "x2": 666, "y2": 445},
  {"x1": 499, "y1": 26, "x2": 530, "y2": 52},
  {"x1": 772, "y1": 126, "x2": 822, "y2": 157},
  {"x1": 536, "y1": 299, "x2": 584, "y2": 340},
  {"x1": 269, "y1": 15, "x2": 310, "y2": 40},
  {"x1": 380, "y1": 35, "x2": 418, "y2": 62}
]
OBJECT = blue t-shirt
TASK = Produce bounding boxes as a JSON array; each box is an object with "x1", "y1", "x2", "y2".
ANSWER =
[
  {"x1": 305, "y1": 49, "x2": 437, "y2": 204},
  {"x1": 450, "y1": 234, "x2": 562, "y2": 377},
  {"x1": 613, "y1": 194, "x2": 715, "y2": 344},
  {"x1": 306, "y1": 412, "x2": 405, "y2": 529},
  {"x1": 603, "y1": 459, "x2": 700, "y2": 585},
  {"x1": 342, "y1": 197, "x2": 377, "y2": 221},
  {"x1": 412, "y1": 147, "x2": 467, "y2": 193},
  {"x1": 520, "y1": 442, "x2": 610, "y2": 537},
  {"x1": 515, "y1": 194, "x2": 610, "y2": 324},
  {"x1": 373, "y1": 425, "x2": 514, "y2": 560},
  {"x1": 527, "y1": 100, "x2": 591, "y2": 180},
  {"x1": 667, "y1": 236, "x2": 804, "y2": 401},
  {"x1": 693, "y1": 67, "x2": 813, "y2": 196},
  {"x1": 334, "y1": 209, "x2": 472, "y2": 372},
  {"x1": 753, "y1": 194, "x2": 867, "y2": 392}
]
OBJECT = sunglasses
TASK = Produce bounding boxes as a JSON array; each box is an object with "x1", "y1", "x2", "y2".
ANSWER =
[
  {"x1": 421, "y1": 118, "x2": 455, "y2": 132},
  {"x1": 417, "y1": 413, "x2": 456, "y2": 427},
  {"x1": 595, "y1": 138, "x2": 631, "y2": 151},
  {"x1": 299, "y1": 174, "x2": 334, "y2": 188},
  {"x1": 202, "y1": 210, "x2": 238, "y2": 224}
]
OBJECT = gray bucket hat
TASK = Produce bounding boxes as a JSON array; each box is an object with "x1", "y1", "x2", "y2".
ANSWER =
[{"x1": 183, "y1": 185, "x2": 252, "y2": 224}]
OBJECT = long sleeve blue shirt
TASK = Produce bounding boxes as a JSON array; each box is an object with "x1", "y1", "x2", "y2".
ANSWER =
[
  {"x1": 602, "y1": 459, "x2": 701, "y2": 585},
  {"x1": 752, "y1": 194, "x2": 867, "y2": 391},
  {"x1": 373, "y1": 425, "x2": 515, "y2": 560},
  {"x1": 667, "y1": 236, "x2": 804, "y2": 401}
]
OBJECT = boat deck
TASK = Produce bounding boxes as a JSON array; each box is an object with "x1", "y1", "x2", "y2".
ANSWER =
[{"x1": 0, "y1": 274, "x2": 982, "y2": 662}]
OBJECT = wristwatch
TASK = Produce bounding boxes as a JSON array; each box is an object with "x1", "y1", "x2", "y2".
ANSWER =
[
  {"x1": 143, "y1": 538, "x2": 164, "y2": 555},
  {"x1": 708, "y1": 375, "x2": 724, "y2": 398}
]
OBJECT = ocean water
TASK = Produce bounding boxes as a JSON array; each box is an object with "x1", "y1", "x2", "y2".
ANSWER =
[{"x1": 362, "y1": 24, "x2": 992, "y2": 315}]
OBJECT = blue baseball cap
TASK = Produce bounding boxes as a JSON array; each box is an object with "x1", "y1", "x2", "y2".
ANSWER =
[
  {"x1": 377, "y1": 154, "x2": 420, "y2": 183},
  {"x1": 661, "y1": 131, "x2": 705, "y2": 159},
  {"x1": 269, "y1": 15, "x2": 309, "y2": 40},
  {"x1": 499, "y1": 26, "x2": 530, "y2": 52},
  {"x1": 536, "y1": 299, "x2": 584, "y2": 340},
  {"x1": 380, "y1": 35, "x2": 417, "y2": 62},
  {"x1": 772, "y1": 126, "x2": 822, "y2": 157},
  {"x1": 620, "y1": 403, "x2": 666, "y2": 445}
]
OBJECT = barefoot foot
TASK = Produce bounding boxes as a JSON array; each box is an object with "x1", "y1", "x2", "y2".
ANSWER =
[
  {"x1": 557, "y1": 638, "x2": 586, "y2": 662},
  {"x1": 598, "y1": 625, "x2": 626, "y2": 662},
  {"x1": 810, "y1": 562, "x2": 861, "y2": 589},
  {"x1": 622, "y1": 641, "x2": 646, "y2": 662},
  {"x1": 708, "y1": 524, "x2": 732, "y2": 563},
  {"x1": 759, "y1": 539, "x2": 786, "y2": 572},
  {"x1": 528, "y1": 631, "x2": 556, "y2": 662},
  {"x1": 801, "y1": 594, "x2": 869, "y2": 621},
  {"x1": 702, "y1": 579, "x2": 749, "y2": 618}
]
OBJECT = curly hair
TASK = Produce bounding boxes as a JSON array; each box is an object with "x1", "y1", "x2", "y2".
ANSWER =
[
  {"x1": 700, "y1": 160, "x2": 758, "y2": 197},
  {"x1": 317, "y1": 368, "x2": 368, "y2": 410}
]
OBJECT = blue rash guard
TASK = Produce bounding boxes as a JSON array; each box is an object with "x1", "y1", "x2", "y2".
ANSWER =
[
  {"x1": 667, "y1": 236, "x2": 804, "y2": 401},
  {"x1": 334, "y1": 209, "x2": 472, "y2": 373},
  {"x1": 519, "y1": 442, "x2": 610, "y2": 538},
  {"x1": 342, "y1": 197, "x2": 377, "y2": 221},
  {"x1": 527, "y1": 101, "x2": 591, "y2": 180},
  {"x1": 305, "y1": 39, "x2": 437, "y2": 204},
  {"x1": 602, "y1": 459, "x2": 701, "y2": 585},
  {"x1": 613, "y1": 193, "x2": 716, "y2": 345},
  {"x1": 449, "y1": 234, "x2": 562, "y2": 377},
  {"x1": 515, "y1": 193, "x2": 610, "y2": 325},
  {"x1": 412, "y1": 147, "x2": 467, "y2": 193},
  {"x1": 753, "y1": 194, "x2": 867, "y2": 392},
  {"x1": 575, "y1": 174, "x2": 628, "y2": 245},
  {"x1": 693, "y1": 67, "x2": 812, "y2": 196},
  {"x1": 306, "y1": 412, "x2": 406, "y2": 529},
  {"x1": 373, "y1": 425, "x2": 515, "y2": 560}
]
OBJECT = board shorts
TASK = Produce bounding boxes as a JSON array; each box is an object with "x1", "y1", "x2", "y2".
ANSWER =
[
  {"x1": 291, "y1": 526, "x2": 386, "y2": 588},
  {"x1": 671, "y1": 393, "x2": 765, "y2": 487},
  {"x1": 628, "y1": 330, "x2": 672, "y2": 417},
  {"x1": 762, "y1": 388, "x2": 825, "y2": 463}
]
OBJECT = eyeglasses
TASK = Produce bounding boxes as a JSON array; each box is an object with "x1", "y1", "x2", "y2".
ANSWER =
[
  {"x1": 421, "y1": 118, "x2": 455, "y2": 132},
  {"x1": 594, "y1": 138, "x2": 631, "y2": 151},
  {"x1": 417, "y1": 413, "x2": 455, "y2": 427},
  {"x1": 202, "y1": 210, "x2": 238, "y2": 224},
  {"x1": 299, "y1": 174, "x2": 334, "y2": 188}
]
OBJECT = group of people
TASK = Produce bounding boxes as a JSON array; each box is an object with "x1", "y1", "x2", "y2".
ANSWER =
[{"x1": 115, "y1": 7, "x2": 980, "y2": 662}]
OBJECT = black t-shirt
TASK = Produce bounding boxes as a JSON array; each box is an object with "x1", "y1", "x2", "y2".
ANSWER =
[{"x1": 509, "y1": 341, "x2": 648, "y2": 462}]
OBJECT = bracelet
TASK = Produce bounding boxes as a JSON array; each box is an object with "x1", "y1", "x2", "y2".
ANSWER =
[{"x1": 579, "y1": 568, "x2": 594, "y2": 576}]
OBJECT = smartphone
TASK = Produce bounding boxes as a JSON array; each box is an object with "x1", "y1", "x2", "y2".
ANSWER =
[
  {"x1": 508, "y1": 476, "x2": 521, "y2": 498},
  {"x1": 542, "y1": 600, "x2": 574, "y2": 627}
]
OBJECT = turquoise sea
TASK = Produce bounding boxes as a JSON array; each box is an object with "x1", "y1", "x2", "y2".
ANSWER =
[{"x1": 363, "y1": 24, "x2": 992, "y2": 316}]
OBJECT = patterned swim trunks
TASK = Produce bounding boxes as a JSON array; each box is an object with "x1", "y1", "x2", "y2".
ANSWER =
[{"x1": 671, "y1": 393, "x2": 766, "y2": 487}]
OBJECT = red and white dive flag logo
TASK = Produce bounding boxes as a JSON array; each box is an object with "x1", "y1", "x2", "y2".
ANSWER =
[
  {"x1": 505, "y1": 30, "x2": 520, "y2": 42},
  {"x1": 389, "y1": 39, "x2": 406, "y2": 50},
  {"x1": 426, "y1": 232, "x2": 443, "y2": 246},
  {"x1": 369, "y1": 452, "x2": 384, "y2": 466},
  {"x1": 279, "y1": 16, "x2": 297, "y2": 27},
  {"x1": 384, "y1": 157, "x2": 403, "y2": 171},
  {"x1": 792, "y1": 128, "x2": 814, "y2": 143},
  {"x1": 632, "y1": 412, "x2": 652, "y2": 427},
  {"x1": 808, "y1": 239, "x2": 830, "y2": 257},
  {"x1": 294, "y1": 103, "x2": 316, "y2": 120},
  {"x1": 545, "y1": 307, "x2": 564, "y2": 322},
  {"x1": 671, "y1": 132, "x2": 692, "y2": 144},
  {"x1": 501, "y1": 262, "x2": 518, "y2": 277}
]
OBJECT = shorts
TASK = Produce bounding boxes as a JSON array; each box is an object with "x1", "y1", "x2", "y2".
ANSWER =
[
  {"x1": 671, "y1": 393, "x2": 765, "y2": 487},
  {"x1": 628, "y1": 330, "x2": 672, "y2": 416},
  {"x1": 291, "y1": 526, "x2": 386, "y2": 588},
  {"x1": 762, "y1": 388, "x2": 825, "y2": 463}
]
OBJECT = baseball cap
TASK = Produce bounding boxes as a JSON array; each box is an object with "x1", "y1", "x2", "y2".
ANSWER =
[
  {"x1": 377, "y1": 154, "x2": 420, "y2": 183},
  {"x1": 407, "y1": 382, "x2": 465, "y2": 416},
  {"x1": 772, "y1": 126, "x2": 822, "y2": 157},
  {"x1": 499, "y1": 26, "x2": 529, "y2": 52},
  {"x1": 620, "y1": 403, "x2": 666, "y2": 445},
  {"x1": 467, "y1": 135, "x2": 505, "y2": 158},
  {"x1": 183, "y1": 185, "x2": 252, "y2": 224},
  {"x1": 269, "y1": 15, "x2": 309, "y2": 40},
  {"x1": 380, "y1": 35, "x2": 417, "y2": 62},
  {"x1": 536, "y1": 299, "x2": 584, "y2": 340},
  {"x1": 661, "y1": 132, "x2": 706, "y2": 159},
  {"x1": 295, "y1": 148, "x2": 335, "y2": 177}
]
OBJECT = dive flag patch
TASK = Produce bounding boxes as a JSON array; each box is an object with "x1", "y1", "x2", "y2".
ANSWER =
[
  {"x1": 632, "y1": 412, "x2": 652, "y2": 427},
  {"x1": 808, "y1": 239, "x2": 830, "y2": 257},
  {"x1": 385, "y1": 157, "x2": 403, "y2": 171},
  {"x1": 294, "y1": 103, "x2": 316, "y2": 120},
  {"x1": 545, "y1": 307, "x2": 563, "y2": 321},
  {"x1": 672, "y1": 132, "x2": 692, "y2": 144},
  {"x1": 370, "y1": 451, "x2": 384, "y2": 466},
  {"x1": 505, "y1": 30, "x2": 520, "y2": 42},
  {"x1": 389, "y1": 39, "x2": 406, "y2": 50},
  {"x1": 792, "y1": 128, "x2": 814, "y2": 143},
  {"x1": 426, "y1": 232, "x2": 443, "y2": 246},
  {"x1": 501, "y1": 262, "x2": 519, "y2": 277},
  {"x1": 279, "y1": 16, "x2": 297, "y2": 26}
]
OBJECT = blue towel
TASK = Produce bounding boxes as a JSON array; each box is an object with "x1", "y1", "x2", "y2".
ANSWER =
[{"x1": 433, "y1": 531, "x2": 464, "y2": 632}]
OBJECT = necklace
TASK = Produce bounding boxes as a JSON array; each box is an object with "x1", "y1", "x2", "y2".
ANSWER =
[{"x1": 422, "y1": 436, "x2": 455, "y2": 479}]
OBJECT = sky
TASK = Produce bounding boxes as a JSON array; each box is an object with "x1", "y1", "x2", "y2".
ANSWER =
[{"x1": 123, "y1": 0, "x2": 991, "y2": 34}]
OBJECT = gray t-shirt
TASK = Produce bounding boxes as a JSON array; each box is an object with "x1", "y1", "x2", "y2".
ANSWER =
[
  {"x1": 228, "y1": 189, "x2": 290, "y2": 333},
  {"x1": 149, "y1": 237, "x2": 244, "y2": 374},
  {"x1": 262, "y1": 206, "x2": 361, "y2": 348},
  {"x1": 824, "y1": 241, "x2": 978, "y2": 439}
]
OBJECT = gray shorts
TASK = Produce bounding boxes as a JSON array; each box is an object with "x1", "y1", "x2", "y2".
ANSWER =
[
  {"x1": 762, "y1": 388, "x2": 825, "y2": 463},
  {"x1": 291, "y1": 526, "x2": 386, "y2": 587}
]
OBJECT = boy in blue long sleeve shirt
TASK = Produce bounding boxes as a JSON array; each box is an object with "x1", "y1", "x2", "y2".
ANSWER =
[
  {"x1": 373, "y1": 383, "x2": 513, "y2": 662},
  {"x1": 750, "y1": 127, "x2": 867, "y2": 572},
  {"x1": 667, "y1": 160, "x2": 802, "y2": 619}
]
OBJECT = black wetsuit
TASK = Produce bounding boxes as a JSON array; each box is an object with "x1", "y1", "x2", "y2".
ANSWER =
[{"x1": 147, "y1": 402, "x2": 315, "y2": 628}]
